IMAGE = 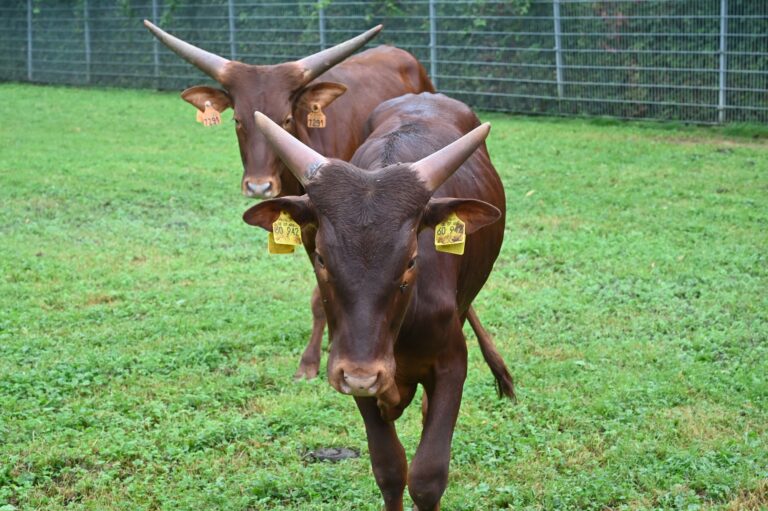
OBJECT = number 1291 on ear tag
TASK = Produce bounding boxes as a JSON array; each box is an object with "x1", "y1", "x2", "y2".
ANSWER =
[
  {"x1": 197, "y1": 100, "x2": 221, "y2": 127},
  {"x1": 307, "y1": 103, "x2": 326, "y2": 129},
  {"x1": 268, "y1": 211, "x2": 302, "y2": 254},
  {"x1": 434, "y1": 212, "x2": 466, "y2": 255}
]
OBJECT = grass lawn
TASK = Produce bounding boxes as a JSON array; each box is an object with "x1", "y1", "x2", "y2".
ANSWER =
[{"x1": 0, "y1": 82, "x2": 766, "y2": 510}]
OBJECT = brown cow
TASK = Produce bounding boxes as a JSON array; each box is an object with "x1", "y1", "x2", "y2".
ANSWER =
[
  {"x1": 243, "y1": 93, "x2": 511, "y2": 510},
  {"x1": 143, "y1": 21, "x2": 433, "y2": 198},
  {"x1": 144, "y1": 22, "x2": 510, "y2": 390}
]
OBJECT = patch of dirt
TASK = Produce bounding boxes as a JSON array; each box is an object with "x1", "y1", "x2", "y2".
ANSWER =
[
  {"x1": 85, "y1": 294, "x2": 121, "y2": 306},
  {"x1": 663, "y1": 405, "x2": 732, "y2": 442},
  {"x1": 726, "y1": 479, "x2": 768, "y2": 511}
]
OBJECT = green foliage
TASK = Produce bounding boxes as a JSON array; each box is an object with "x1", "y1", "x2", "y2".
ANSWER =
[{"x1": 0, "y1": 83, "x2": 767, "y2": 510}]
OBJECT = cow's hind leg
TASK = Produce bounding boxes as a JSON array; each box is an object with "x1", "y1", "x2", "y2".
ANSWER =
[
  {"x1": 294, "y1": 286, "x2": 326, "y2": 379},
  {"x1": 355, "y1": 396, "x2": 408, "y2": 511},
  {"x1": 408, "y1": 330, "x2": 467, "y2": 511}
]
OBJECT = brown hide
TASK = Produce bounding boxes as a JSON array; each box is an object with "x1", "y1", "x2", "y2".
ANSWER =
[{"x1": 244, "y1": 93, "x2": 507, "y2": 510}]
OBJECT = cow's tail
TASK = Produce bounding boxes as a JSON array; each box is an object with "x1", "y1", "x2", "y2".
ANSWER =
[{"x1": 467, "y1": 306, "x2": 516, "y2": 401}]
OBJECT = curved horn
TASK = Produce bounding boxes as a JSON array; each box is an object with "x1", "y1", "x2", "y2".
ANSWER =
[
  {"x1": 253, "y1": 112, "x2": 329, "y2": 186},
  {"x1": 143, "y1": 20, "x2": 229, "y2": 81},
  {"x1": 411, "y1": 123, "x2": 491, "y2": 192},
  {"x1": 296, "y1": 25, "x2": 383, "y2": 84}
]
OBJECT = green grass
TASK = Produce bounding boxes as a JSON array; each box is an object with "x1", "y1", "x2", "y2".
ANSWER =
[{"x1": 1, "y1": 82, "x2": 766, "y2": 511}]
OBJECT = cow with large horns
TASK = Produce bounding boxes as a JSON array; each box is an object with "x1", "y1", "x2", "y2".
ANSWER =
[
  {"x1": 143, "y1": 20, "x2": 433, "y2": 198},
  {"x1": 144, "y1": 22, "x2": 511, "y2": 389},
  {"x1": 243, "y1": 93, "x2": 512, "y2": 510}
]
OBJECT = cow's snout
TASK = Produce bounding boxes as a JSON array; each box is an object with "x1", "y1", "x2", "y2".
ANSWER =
[
  {"x1": 242, "y1": 177, "x2": 279, "y2": 198},
  {"x1": 329, "y1": 363, "x2": 391, "y2": 397},
  {"x1": 342, "y1": 372, "x2": 380, "y2": 396}
]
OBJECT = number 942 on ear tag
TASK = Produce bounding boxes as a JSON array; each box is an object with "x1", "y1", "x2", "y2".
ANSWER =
[
  {"x1": 269, "y1": 211, "x2": 302, "y2": 254},
  {"x1": 434, "y1": 212, "x2": 466, "y2": 255}
]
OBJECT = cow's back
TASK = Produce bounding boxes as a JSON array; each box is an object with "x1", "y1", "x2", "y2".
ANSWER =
[
  {"x1": 297, "y1": 46, "x2": 435, "y2": 162},
  {"x1": 352, "y1": 93, "x2": 506, "y2": 319}
]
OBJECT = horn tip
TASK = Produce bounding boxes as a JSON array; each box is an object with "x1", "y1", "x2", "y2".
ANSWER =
[
  {"x1": 365, "y1": 24, "x2": 384, "y2": 39},
  {"x1": 143, "y1": 19, "x2": 153, "y2": 28}
]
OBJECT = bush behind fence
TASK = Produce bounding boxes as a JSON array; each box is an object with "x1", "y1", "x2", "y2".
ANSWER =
[{"x1": 1, "y1": 0, "x2": 766, "y2": 124}]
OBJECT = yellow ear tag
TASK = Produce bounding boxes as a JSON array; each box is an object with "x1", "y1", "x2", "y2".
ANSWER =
[
  {"x1": 434, "y1": 212, "x2": 466, "y2": 255},
  {"x1": 199, "y1": 100, "x2": 221, "y2": 127},
  {"x1": 268, "y1": 232, "x2": 295, "y2": 254},
  {"x1": 307, "y1": 103, "x2": 326, "y2": 129},
  {"x1": 268, "y1": 211, "x2": 302, "y2": 254}
]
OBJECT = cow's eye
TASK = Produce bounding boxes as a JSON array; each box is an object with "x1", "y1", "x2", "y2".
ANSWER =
[
  {"x1": 407, "y1": 257, "x2": 417, "y2": 270},
  {"x1": 283, "y1": 116, "x2": 293, "y2": 129},
  {"x1": 315, "y1": 253, "x2": 325, "y2": 269},
  {"x1": 233, "y1": 117, "x2": 241, "y2": 126}
]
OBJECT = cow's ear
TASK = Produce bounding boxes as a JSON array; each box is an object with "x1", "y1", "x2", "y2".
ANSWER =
[
  {"x1": 295, "y1": 82, "x2": 347, "y2": 113},
  {"x1": 243, "y1": 195, "x2": 315, "y2": 231},
  {"x1": 181, "y1": 85, "x2": 233, "y2": 113},
  {"x1": 422, "y1": 197, "x2": 501, "y2": 235}
]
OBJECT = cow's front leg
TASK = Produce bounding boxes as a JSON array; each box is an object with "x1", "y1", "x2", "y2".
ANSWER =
[
  {"x1": 407, "y1": 343, "x2": 467, "y2": 511},
  {"x1": 355, "y1": 396, "x2": 408, "y2": 511},
  {"x1": 294, "y1": 286, "x2": 326, "y2": 379}
]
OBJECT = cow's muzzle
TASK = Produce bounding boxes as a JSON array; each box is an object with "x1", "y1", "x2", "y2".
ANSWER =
[
  {"x1": 341, "y1": 372, "x2": 380, "y2": 396},
  {"x1": 242, "y1": 177, "x2": 279, "y2": 198},
  {"x1": 329, "y1": 362, "x2": 393, "y2": 398}
]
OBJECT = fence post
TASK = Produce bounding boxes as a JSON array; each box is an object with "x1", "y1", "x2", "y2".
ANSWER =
[
  {"x1": 318, "y1": 0, "x2": 326, "y2": 50},
  {"x1": 26, "y1": 0, "x2": 32, "y2": 81},
  {"x1": 552, "y1": 0, "x2": 564, "y2": 99},
  {"x1": 429, "y1": 0, "x2": 437, "y2": 88},
  {"x1": 84, "y1": 0, "x2": 91, "y2": 83},
  {"x1": 228, "y1": 0, "x2": 236, "y2": 60},
  {"x1": 152, "y1": 0, "x2": 159, "y2": 85},
  {"x1": 718, "y1": 0, "x2": 728, "y2": 123}
]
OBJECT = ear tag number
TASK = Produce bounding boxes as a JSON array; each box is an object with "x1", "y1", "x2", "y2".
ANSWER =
[
  {"x1": 197, "y1": 100, "x2": 221, "y2": 127},
  {"x1": 434, "y1": 212, "x2": 466, "y2": 255},
  {"x1": 307, "y1": 103, "x2": 326, "y2": 129},
  {"x1": 269, "y1": 211, "x2": 302, "y2": 254}
]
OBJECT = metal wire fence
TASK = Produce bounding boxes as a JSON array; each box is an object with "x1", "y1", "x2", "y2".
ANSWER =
[{"x1": 1, "y1": 0, "x2": 766, "y2": 124}]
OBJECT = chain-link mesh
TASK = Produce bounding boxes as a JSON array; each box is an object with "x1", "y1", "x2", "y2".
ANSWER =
[{"x1": 1, "y1": 0, "x2": 766, "y2": 124}]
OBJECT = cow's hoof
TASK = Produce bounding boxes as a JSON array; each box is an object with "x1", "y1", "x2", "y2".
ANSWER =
[{"x1": 294, "y1": 362, "x2": 319, "y2": 380}]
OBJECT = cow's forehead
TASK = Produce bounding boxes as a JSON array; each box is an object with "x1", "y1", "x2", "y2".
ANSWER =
[
  {"x1": 307, "y1": 163, "x2": 430, "y2": 259},
  {"x1": 223, "y1": 62, "x2": 302, "y2": 89},
  {"x1": 224, "y1": 63, "x2": 302, "y2": 111},
  {"x1": 309, "y1": 163, "x2": 431, "y2": 226}
]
